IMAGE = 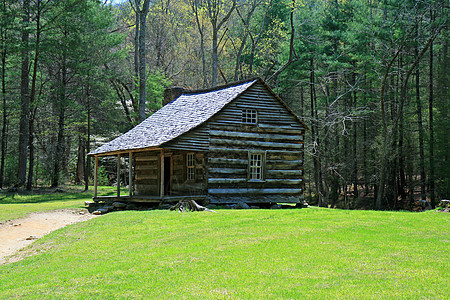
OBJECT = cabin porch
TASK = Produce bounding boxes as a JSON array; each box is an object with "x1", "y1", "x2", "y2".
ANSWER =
[{"x1": 92, "y1": 148, "x2": 207, "y2": 204}]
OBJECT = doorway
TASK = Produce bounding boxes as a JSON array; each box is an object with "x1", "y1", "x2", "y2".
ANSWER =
[{"x1": 163, "y1": 156, "x2": 171, "y2": 195}]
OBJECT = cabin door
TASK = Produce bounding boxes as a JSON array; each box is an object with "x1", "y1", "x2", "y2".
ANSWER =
[{"x1": 163, "y1": 156, "x2": 172, "y2": 195}]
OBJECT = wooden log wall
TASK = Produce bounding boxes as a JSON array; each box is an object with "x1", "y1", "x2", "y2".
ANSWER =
[
  {"x1": 133, "y1": 150, "x2": 206, "y2": 197},
  {"x1": 164, "y1": 124, "x2": 209, "y2": 151},
  {"x1": 134, "y1": 151, "x2": 159, "y2": 196},
  {"x1": 207, "y1": 82, "x2": 305, "y2": 204},
  {"x1": 170, "y1": 151, "x2": 206, "y2": 196}
]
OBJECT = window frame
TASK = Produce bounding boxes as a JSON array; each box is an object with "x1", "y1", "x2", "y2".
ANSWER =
[
  {"x1": 241, "y1": 109, "x2": 258, "y2": 125},
  {"x1": 247, "y1": 151, "x2": 266, "y2": 182},
  {"x1": 186, "y1": 153, "x2": 195, "y2": 181}
]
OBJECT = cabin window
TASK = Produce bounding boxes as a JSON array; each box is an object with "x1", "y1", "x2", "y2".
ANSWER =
[
  {"x1": 248, "y1": 152, "x2": 265, "y2": 181},
  {"x1": 242, "y1": 109, "x2": 257, "y2": 124},
  {"x1": 186, "y1": 153, "x2": 195, "y2": 180}
]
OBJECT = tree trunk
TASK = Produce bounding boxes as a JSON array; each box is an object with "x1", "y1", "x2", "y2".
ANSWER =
[
  {"x1": 415, "y1": 48, "x2": 426, "y2": 201},
  {"x1": 192, "y1": 0, "x2": 207, "y2": 87},
  {"x1": 266, "y1": 0, "x2": 298, "y2": 83},
  {"x1": 352, "y1": 72, "x2": 358, "y2": 203},
  {"x1": 111, "y1": 80, "x2": 133, "y2": 124},
  {"x1": 138, "y1": 7, "x2": 147, "y2": 121},
  {"x1": 309, "y1": 58, "x2": 322, "y2": 206},
  {"x1": 211, "y1": 24, "x2": 218, "y2": 87},
  {"x1": 134, "y1": 9, "x2": 139, "y2": 79},
  {"x1": 51, "y1": 55, "x2": 67, "y2": 188},
  {"x1": 26, "y1": 0, "x2": 42, "y2": 190},
  {"x1": 330, "y1": 126, "x2": 339, "y2": 207},
  {"x1": 397, "y1": 55, "x2": 406, "y2": 204},
  {"x1": 138, "y1": 0, "x2": 151, "y2": 122},
  {"x1": 52, "y1": 104, "x2": 65, "y2": 188},
  {"x1": 362, "y1": 72, "x2": 369, "y2": 196},
  {"x1": 428, "y1": 8, "x2": 435, "y2": 208},
  {"x1": 206, "y1": 0, "x2": 236, "y2": 87},
  {"x1": 18, "y1": 0, "x2": 31, "y2": 186},
  {"x1": 84, "y1": 86, "x2": 91, "y2": 191},
  {"x1": 199, "y1": 26, "x2": 207, "y2": 87},
  {"x1": 0, "y1": 19, "x2": 6, "y2": 189},
  {"x1": 247, "y1": 0, "x2": 270, "y2": 77},
  {"x1": 322, "y1": 93, "x2": 331, "y2": 207},
  {"x1": 398, "y1": 92, "x2": 406, "y2": 203},
  {"x1": 75, "y1": 133, "x2": 85, "y2": 184},
  {"x1": 233, "y1": 3, "x2": 257, "y2": 81},
  {"x1": 26, "y1": 108, "x2": 36, "y2": 190}
]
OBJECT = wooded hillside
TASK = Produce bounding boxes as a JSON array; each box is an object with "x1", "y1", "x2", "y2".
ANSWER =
[{"x1": 0, "y1": 0, "x2": 448, "y2": 209}]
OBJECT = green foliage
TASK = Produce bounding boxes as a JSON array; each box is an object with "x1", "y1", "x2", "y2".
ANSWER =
[
  {"x1": 146, "y1": 71, "x2": 171, "y2": 113},
  {"x1": 0, "y1": 208, "x2": 448, "y2": 298},
  {"x1": 96, "y1": 165, "x2": 109, "y2": 186}
]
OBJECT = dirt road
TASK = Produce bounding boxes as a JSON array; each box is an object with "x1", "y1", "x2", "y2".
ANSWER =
[{"x1": 0, "y1": 209, "x2": 97, "y2": 264}]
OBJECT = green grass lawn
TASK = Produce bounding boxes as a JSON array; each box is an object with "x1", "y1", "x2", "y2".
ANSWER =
[
  {"x1": 0, "y1": 186, "x2": 127, "y2": 222},
  {"x1": 0, "y1": 203, "x2": 448, "y2": 299}
]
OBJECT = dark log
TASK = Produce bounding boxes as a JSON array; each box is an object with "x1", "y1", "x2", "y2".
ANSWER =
[{"x1": 210, "y1": 130, "x2": 303, "y2": 141}]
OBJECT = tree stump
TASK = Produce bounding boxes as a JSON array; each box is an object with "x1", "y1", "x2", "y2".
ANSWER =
[{"x1": 170, "y1": 200, "x2": 216, "y2": 213}]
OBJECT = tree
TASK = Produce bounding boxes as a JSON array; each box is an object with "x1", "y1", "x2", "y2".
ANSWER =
[
  {"x1": 204, "y1": 0, "x2": 236, "y2": 87},
  {"x1": 376, "y1": 0, "x2": 445, "y2": 209},
  {"x1": 0, "y1": 0, "x2": 16, "y2": 188},
  {"x1": 231, "y1": 0, "x2": 264, "y2": 81},
  {"x1": 129, "y1": 0, "x2": 151, "y2": 122},
  {"x1": 18, "y1": 0, "x2": 31, "y2": 186},
  {"x1": 191, "y1": 0, "x2": 209, "y2": 86}
]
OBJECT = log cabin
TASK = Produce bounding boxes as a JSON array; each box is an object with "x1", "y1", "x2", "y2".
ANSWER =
[{"x1": 88, "y1": 78, "x2": 308, "y2": 205}]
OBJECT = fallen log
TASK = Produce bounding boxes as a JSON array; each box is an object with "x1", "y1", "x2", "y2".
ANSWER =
[{"x1": 170, "y1": 200, "x2": 216, "y2": 213}]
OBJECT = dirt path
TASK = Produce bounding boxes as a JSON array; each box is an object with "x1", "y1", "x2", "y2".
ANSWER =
[{"x1": 0, "y1": 209, "x2": 98, "y2": 264}]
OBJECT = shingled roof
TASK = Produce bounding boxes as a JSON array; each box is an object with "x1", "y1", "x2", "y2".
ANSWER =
[{"x1": 89, "y1": 79, "x2": 258, "y2": 156}]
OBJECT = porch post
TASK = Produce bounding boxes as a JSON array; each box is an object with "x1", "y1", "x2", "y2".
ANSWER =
[
  {"x1": 117, "y1": 153, "x2": 121, "y2": 197},
  {"x1": 94, "y1": 156, "x2": 98, "y2": 198},
  {"x1": 160, "y1": 149, "x2": 164, "y2": 199},
  {"x1": 129, "y1": 152, "x2": 133, "y2": 198}
]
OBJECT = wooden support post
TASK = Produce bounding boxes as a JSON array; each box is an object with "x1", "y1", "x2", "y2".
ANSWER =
[
  {"x1": 160, "y1": 149, "x2": 164, "y2": 199},
  {"x1": 94, "y1": 156, "x2": 98, "y2": 198},
  {"x1": 129, "y1": 152, "x2": 133, "y2": 198},
  {"x1": 117, "y1": 154, "x2": 121, "y2": 197}
]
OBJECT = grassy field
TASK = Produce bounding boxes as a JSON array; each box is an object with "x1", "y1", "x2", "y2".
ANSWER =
[
  {"x1": 0, "y1": 186, "x2": 126, "y2": 222},
  {"x1": 0, "y1": 194, "x2": 448, "y2": 299}
]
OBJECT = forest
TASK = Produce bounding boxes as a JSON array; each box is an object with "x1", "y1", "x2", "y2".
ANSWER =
[{"x1": 0, "y1": 0, "x2": 448, "y2": 210}]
